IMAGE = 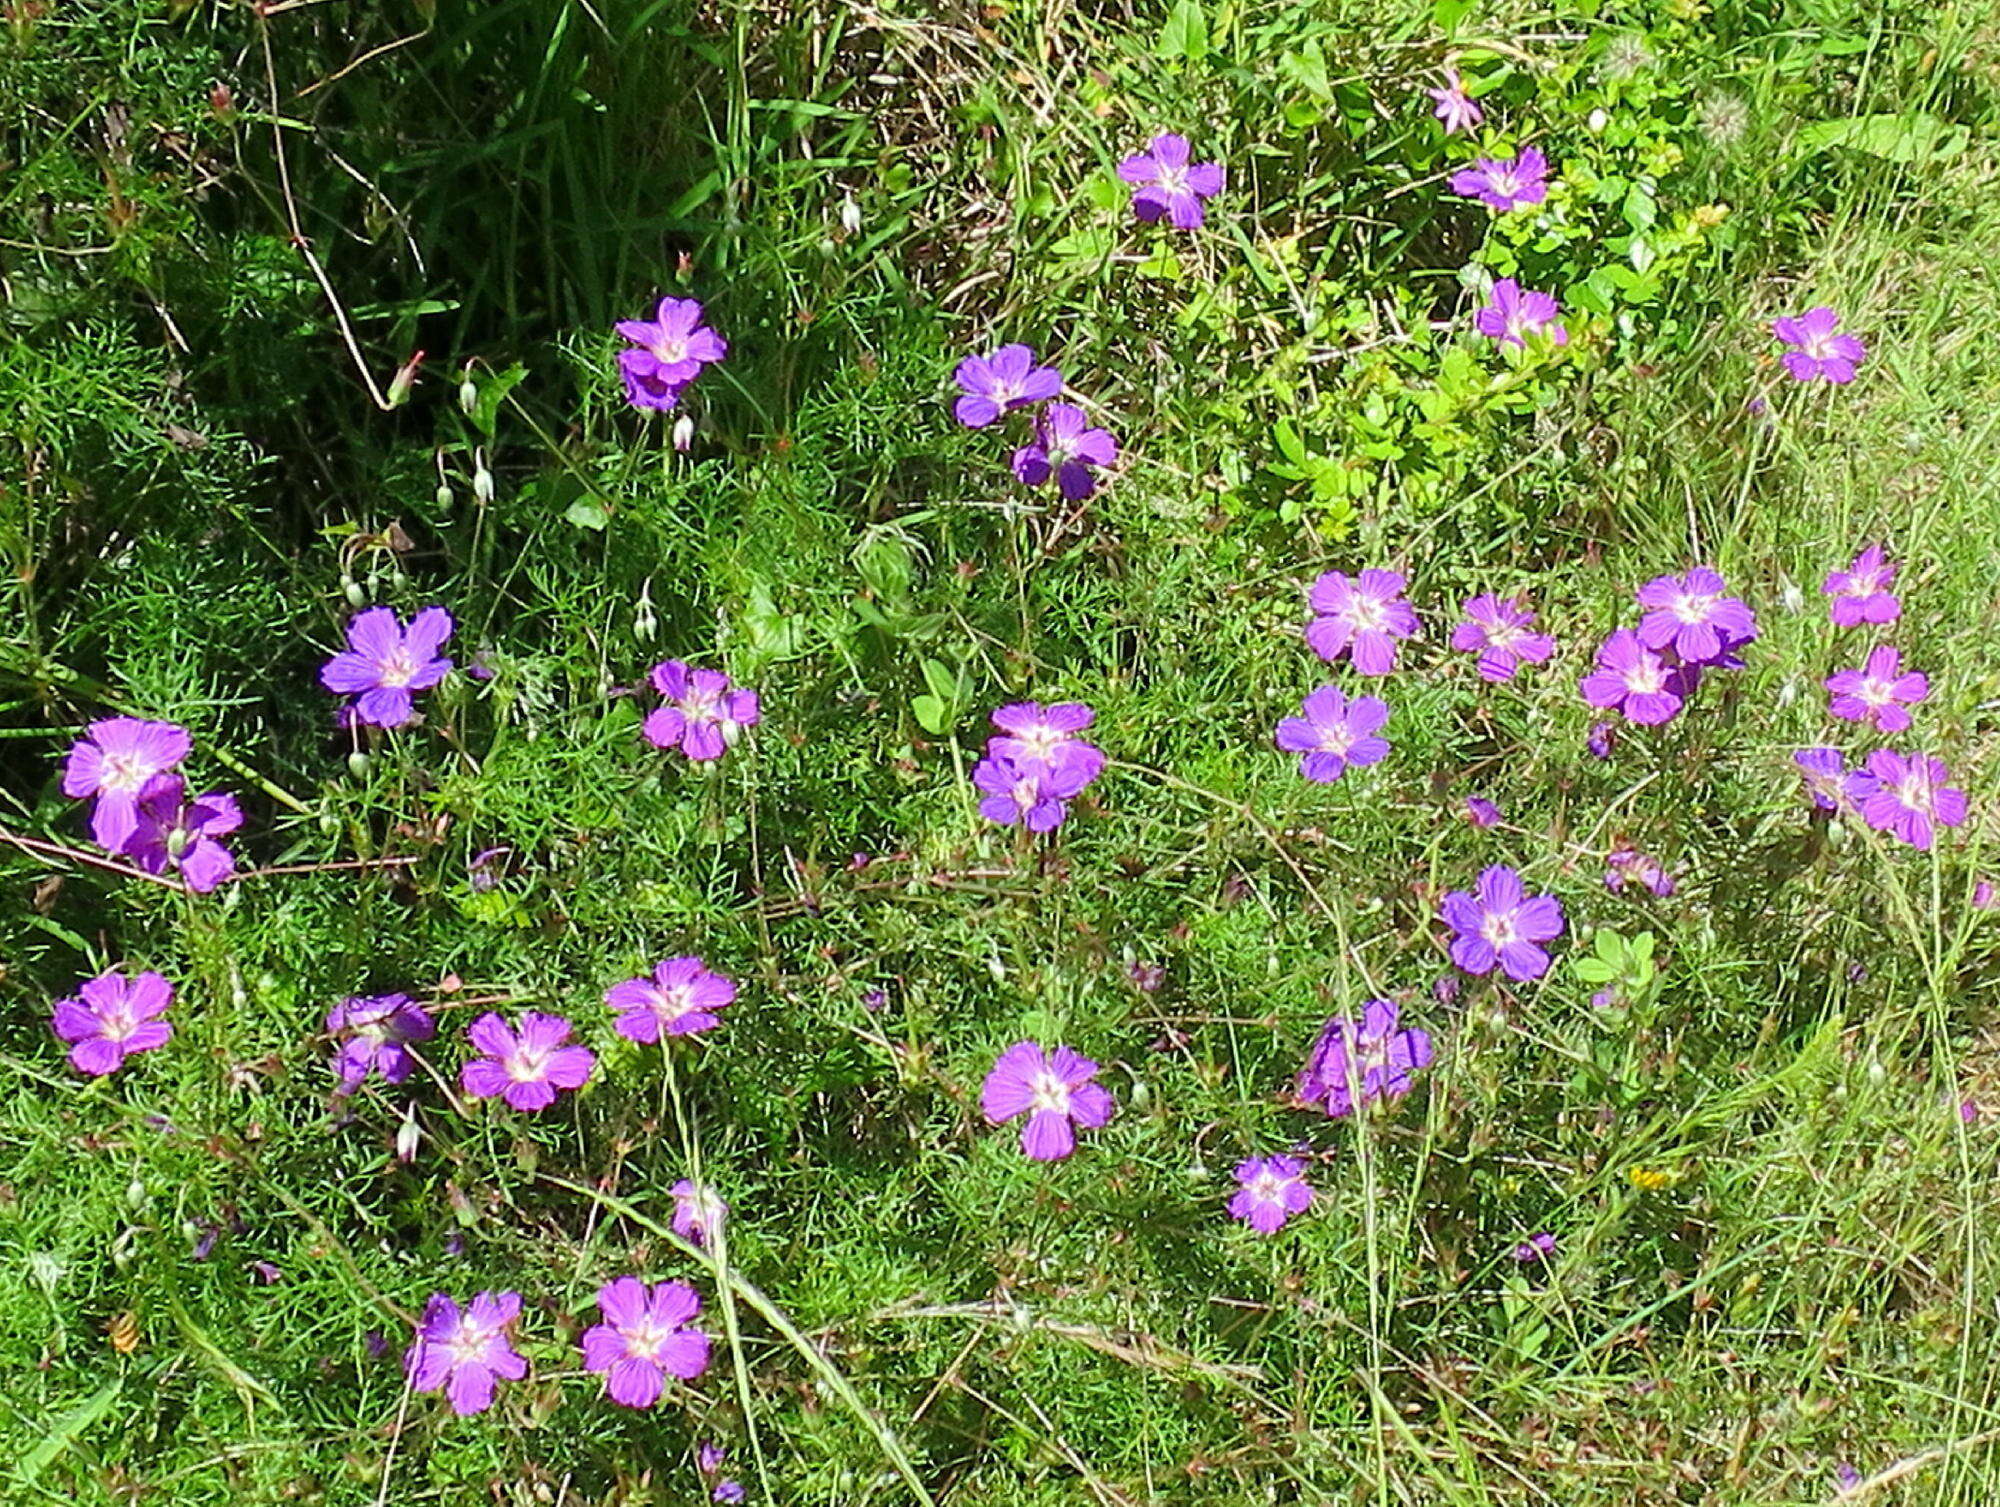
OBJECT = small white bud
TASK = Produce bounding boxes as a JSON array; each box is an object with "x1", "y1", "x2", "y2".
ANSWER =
[
  {"x1": 126, "y1": 1177, "x2": 148, "y2": 1211},
  {"x1": 347, "y1": 749, "x2": 372, "y2": 780},
  {"x1": 672, "y1": 414, "x2": 694, "y2": 453},
  {"x1": 459, "y1": 375, "x2": 479, "y2": 415},
  {"x1": 1588, "y1": 107, "x2": 1609, "y2": 134},
  {"x1": 396, "y1": 1104, "x2": 422, "y2": 1163},
  {"x1": 342, "y1": 577, "x2": 367, "y2": 609},
  {"x1": 435, "y1": 482, "x2": 454, "y2": 510},
  {"x1": 471, "y1": 453, "x2": 495, "y2": 505},
  {"x1": 839, "y1": 195, "x2": 862, "y2": 237}
]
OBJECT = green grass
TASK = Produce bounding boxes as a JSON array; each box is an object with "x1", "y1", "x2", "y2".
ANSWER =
[{"x1": 3, "y1": 0, "x2": 2000, "y2": 1502}]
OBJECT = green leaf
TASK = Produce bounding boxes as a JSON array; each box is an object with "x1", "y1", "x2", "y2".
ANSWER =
[
  {"x1": 1280, "y1": 41, "x2": 1332, "y2": 100},
  {"x1": 1794, "y1": 112, "x2": 1969, "y2": 165},
  {"x1": 912, "y1": 694, "x2": 951, "y2": 735},
  {"x1": 471, "y1": 362, "x2": 529, "y2": 438},
  {"x1": 1574, "y1": 958, "x2": 1618, "y2": 984},
  {"x1": 19, "y1": 1381, "x2": 121, "y2": 1487},
  {"x1": 1157, "y1": 0, "x2": 1208, "y2": 61},
  {"x1": 920, "y1": 657, "x2": 962, "y2": 705},
  {"x1": 564, "y1": 498, "x2": 610, "y2": 531}
]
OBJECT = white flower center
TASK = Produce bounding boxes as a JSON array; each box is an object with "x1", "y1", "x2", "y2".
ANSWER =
[
  {"x1": 445, "y1": 1322, "x2": 494, "y2": 1366},
  {"x1": 1896, "y1": 771, "x2": 1935, "y2": 815},
  {"x1": 100, "y1": 753, "x2": 151, "y2": 792},
  {"x1": 1490, "y1": 167, "x2": 1521, "y2": 196},
  {"x1": 507, "y1": 1043, "x2": 552, "y2": 1082},
  {"x1": 1481, "y1": 910, "x2": 1521, "y2": 947},
  {"x1": 1028, "y1": 1070, "x2": 1072, "y2": 1117},
  {"x1": 1248, "y1": 1171, "x2": 1287, "y2": 1204},
  {"x1": 1346, "y1": 597, "x2": 1386, "y2": 631},
  {"x1": 1318, "y1": 723, "x2": 1356, "y2": 755},
  {"x1": 377, "y1": 649, "x2": 418, "y2": 687},
  {"x1": 1626, "y1": 659, "x2": 1668, "y2": 694},
  {"x1": 652, "y1": 334, "x2": 690, "y2": 365},
  {"x1": 1670, "y1": 591, "x2": 1717, "y2": 625},
  {"x1": 622, "y1": 1315, "x2": 676, "y2": 1362}
]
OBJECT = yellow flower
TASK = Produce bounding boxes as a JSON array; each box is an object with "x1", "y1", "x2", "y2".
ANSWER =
[{"x1": 1627, "y1": 1165, "x2": 1678, "y2": 1192}]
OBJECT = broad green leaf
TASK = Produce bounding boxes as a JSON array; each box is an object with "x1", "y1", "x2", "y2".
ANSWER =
[{"x1": 1794, "y1": 112, "x2": 1969, "y2": 165}]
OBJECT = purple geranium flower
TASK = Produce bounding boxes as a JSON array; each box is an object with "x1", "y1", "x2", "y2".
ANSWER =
[
  {"x1": 607, "y1": 956, "x2": 736, "y2": 1042},
  {"x1": 52, "y1": 969, "x2": 173, "y2": 1077},
  {"x1": 1306, "y1": 569, "x2": 1419, "y2": 675},
  {"x1": 951, "y1": 344, "x2": 1063, "y2": 429},
  {"x1": 989, "y1": 702, "x2": 1106, "y2": 787},
  {"x1": 972, "y1": 750, "x2": 1094, "y2": 832},
  {"x1": 405, "y1": 1290, "x2": 527, "y2": 1416},
  {"x1": 981, "y1": 1041, "x2": 1115, "y2": 1161},
  {"x1": 1012, "y1": 402, "x2": 1117, "y2": 501},
  {"x1": 581, "y1": 1277, "x2": 710, "y2": 1409},
  {"x1": 1428, "y1": 70, "x2": 1481, "y2": 134},
  {"x1": 320, "y1": 606, "x2": 454, "y2": 728},
  {"x1": 1512, "y1": 1231, "x2": 1557, "y2": 1263},
  {"x1": 1605, "y1": 847, "x2": 1675, "y2": 898},
  {"x1": 1440, "y1": 865, "x2": 1565, "y2": 981},
  {"x1": 1450, "y1": 147, "x2": 1549, "y2": 211},
  {"x1": 1823, "y1": 544, "x2": 1899, "y2": 627},
  {"x1": 672, "y1": 1179, "x2": 728, "y2": 1247},
  {"x1": 120, "y1": 777, "x2": 242, "y2": 892},
  {"x1": 1795, "y1": 747, "x2": 1846, "y2": 811},
  {"x1": 644, "y1": 660, "x2": 760, "y2": 761},
  {"x1": 328, "y1": 993, "x2": 435, "y2": 1094},
  {"x1": 617, "y1": 298, "x2": 727, "y2": 412},
  {"x1": 1844, "y1": 750, "x2": 1968, "y2": 851},
  {"x1": 1450, "y1": 594, "x2": 1556, "y2": 682},
  {"x1": 460, "y1": 1011, "x2": 595, "y2": 1111},
  {"x1": 1228, "y1": 1155, "x2": 1312, "y2": 1233},
  {"x1": 1295, "y1": 998, "x2": 1434, "y2": 1118},
  {"x1": 1115, "y1": 133, "x2": 1225, "y2": 229},
  {"x1": 61, "y1": 717, "x2": 191, "y2": 853},
  {"x1": 1474, "y1": 280, "x2": 1568, "y2": 350},
  {"x1": 1634, "y1": 568, "x2": 1757, "y2": 665},
  {"x1": 1826, "y1": 645, "x2": 1928, "y2": 734},
  {"x1": 1772, "y1": 306, "x2": 1865, "y2": 384},
  {"x1": 1465, "y1": 795, "x2": 1502, "y2": 828},
  {"x1": 1274, "y1": 686, "x2": 1391, "y2": 783},
  {"x1": 1579, "y1": 629, "x2": 1683, "y2": 725}
]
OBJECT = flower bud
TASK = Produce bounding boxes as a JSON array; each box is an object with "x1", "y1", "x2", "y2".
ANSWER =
[
  {"x1": 839, "y1": 195, "x2": 862, "y2": 237},
  {"x1": 1588, "y1": 107, "x2": 1609, "y2": 133},
  {"x1": 396, "y1": 1104, "x2": 422, "y2": 1163},
  {"x1": 459, "y1": 373, "x2": 479, "y2": 415},
  {"x1": 434, "y1": 482, "x2": 454, "y2": 510},
  {"x1": 672, "y1": 414, "x2": 694, "y2": 453},
  {"x1": 472, "y1": 456, "x2": 495, "y2": 505},
  {"x1": 387, "y1": 350, "x2": 423, "y2": 408},
  {"x1": 347, "y1": 750, "x2": 372, "y2": 780},
  {"x1": 342, "y1": 577, "x2": 367, "y2": 609}
]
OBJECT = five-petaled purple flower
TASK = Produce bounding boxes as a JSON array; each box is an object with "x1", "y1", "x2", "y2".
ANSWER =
[
  {"x1": 672, "y1": 1179, "x2": 728, "y2": 1247},
  {"x1": 1474, "y1": 280, "x2": 1568, "y2": 351},
  {"x1": 644, "y1": 660, "x2": 760, "y2": 761},
  {"x1": 52, "y1": 969, "x2": 173, "y2": 1077},
  {"x1": 1116, "y1": 133, "x2": 1225, "y2": 229},
  {"x1": 981, "y1": 1041, "x2": 1115, "y2": 1161},
  {"x1": 1306, "y1": 569, "x2": 1419, "y2": 676},
  {"x1": 1012, "y1": 402, "x2": 1117, "y2": 501},
  {"x1": 460, "y1": 1011, "x2": 596, "y2": 1111},
  {"x1": 1428, "y1": 70, "x2": 1482, "y2": 135},
  {"x1": 1440, "y1": 865, "x2": 1565, "y2": 981},
  {"x1": 1844, "y1": 750, "x2": 1968, "y2": 852},
  {"x1": 973, "y1": 750, "x2": 1094, "y2": 832},
  {"x1": 405, "y1": 1290, "x2": 527, "y2": 1416},
  {"x1": 952, "y1": 344, "x2": 1063, "y2": 429},
  {"x1": 607, "y1": 957, "x2": 736, "y2": 1042},
  {"x1": 1605, "y1": 847, "x2": 1675, "y2": 898},
  {"x1": 989, "y1": 702, "x2": 1106, "y2": 786},
  {"x1": 581, "y1": 1277, "x2": 711, "y2": 1409},
  {"x1": 1579, "y1": 629, "x2": 1682, "y2": 725},
  {"x1": 1823, "y1": 544, "x2": 1899, "y2": 627},
  {"x1": 1826, "y1": 645, "x2": 1928, "y2": 734},
  {"x1": 1634, "y1": 568, "x2": 1757, "y2": 665},
  {"x1": 1465, "y1": 795, "x2": 1502, "y2": 828},
  {"x1": 1228, "y1": 1155, "x2": 1312, "y2": 1233},
  {"x1": 1450, "y1": 147, "x2": 1549, "y2": 211},
  {"x1": 1772, "y1": 306, "x2": 1865, "y2": 384},
  {"x1": 1795, "y1": 747, "x2": 1845, "y2": 811},
  {"x1": 1295, "y1": 998, "x2": 1434, "y2": 1117},
  {"x1": 61, "y1": 717, "x2": 191, "y2": 853},
  {"x1": 320, "y1": 606, "x2": 454, "y2": 728},
  {"x1": 1512, "y1": 1231, "x2": 1557, "y2": 1263},
  {"x1": 1274, "y1": 687, "x2": 1390, "y2": 784},
  {"x1": 1451, "y1": 594, "x2": 1556, "y2": 682},
  {"x1": 123, "y1": 777, "x2": 242, "y2": 892},
  {"x1": 328, "y1": 993, "x2": 435, "y2": 1093},
  {"x1": 617, "y1": 298, "x2": 727, "y2": 412}
]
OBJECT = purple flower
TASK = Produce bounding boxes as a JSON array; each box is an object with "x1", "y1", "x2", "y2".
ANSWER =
[
  {"x1": 460, "y1": 1011, "x2": 595, "y2": 1111},
  {"x1": 989, "y1": 702, "x2": 1106, "y2": 787},
  {"x1": 328, "y1": 994, "x2": 435, "y2": 1094},
  {"x1": 1823, "y1": 544, "x2": 1899, "y2": 627},
  {"x1": 951, "y1": 344, "x2": 1063, "y2": 428},
  {"x1": 1634, "y1": 568, "x2": 1757, "y2": 665},
  {"x1": 972, "y1": 750, "x2": 1094, "y2": 832},
  {"x1": 713, "y1": 1485, "x2": 745, "y2": 1505},
  {"x1": 319, "y1": 606, "x2": 454, "y2": 728},
  {"x1": 1974, "y1": 880, "x2": 1998, "y2": 912},
  {"x1": 1826, "y1": 645, "x2": 1927, "y2": 734},
  {"x1": 1306, "y1": 569, "x2": 1419, "y2": 675},
  {"x1": 1844, "y1": 750, "x2": 1969, "y2": 851},
  {"x1": 52, "y1": 969, "x2": 173, "y2": 1077},
  {"x1": 118, "y1": 777, "x2": 242, "y2": 891},
  {"x1": 980, "y1": 1041, "x2": 1115, "y2": 1161},
  {"x1": 1427, "y1": 70, "x2": 1482, "y2": 134},
  {"x1": 1579, "y1": 629, "x2": 1682, "y2": 725},
  {"x1": 1450, "y1": 594, "x2": 1556, "y2": 682},
  {"x1": 405, "y1": 1290, "x2": 527, "y2": 1416},
  {"x1": 1586, "y1": 720, "x2": 1616, "y2": 759},
  {"x1": 672, "y1": 1179, "x2": 728, "y2": 1247},
  {"x1": 1273, "y1": 686, "x2": 1390, "y2": 783},
  {"x1": 1796, "y1": 747, "x2": 1845, "y2": 811},
  {"x1": 1605, "y1": 847, "x2": 1675, "y2": 898},
  {"x1": 1772, "y1": 306, "x2": 1865, "y2": 384},
  {"x1": 1296, "y1": 998, "x2": 1434, "y2": 1118},
  {"x1": 1512, "y1": 1231, "x2": 1557, "y2": 1263},
  {"x1": 1227, "y1": 1155, "x2": 1312, "y2": 1233},
  {"x1": 61, "y1": 717, "x2": 191, "y2": 852},
  {"x1": 1440, "y1": 865, "x2": 1565, "y2": 981},
  {"x1": 1473, "y1": 280, "x2": 1568, "y2": 350},
  {"x1": 1115, "y1": 133, "x2": 1225, "y2": 229},
  {"x1": 607, "y1": 957, "x2": 736, "y2": 1042},
  {"x1": 644, "y1": 660, "x2": 760, "y2": 761},
  {"x1": 581, "y1": 1276, "x2": 711, "y2": 1408},
  {"x1": 1011, "y1": 402, "x2": 1117, "y2": 501},
  {"x1": 1450, "y1": 147, "x2": 1549, "y2": 211},
  {"x1": 698, "y1": 1443, "x2": 729, "y2": 1476},
  {"x1": 1465, "y1": 795, "x2": 1502, "y2": 828},
  {"x1": 616, "y1": 298, "x2": 727, "y2": 412}
]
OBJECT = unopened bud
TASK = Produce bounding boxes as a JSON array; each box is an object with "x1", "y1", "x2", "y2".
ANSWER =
[
  {"x1": 347, "y1": 750, "x2": 371, "y2": 780},
  {"x1": 1588, "y1": 107, "x2": 1609, "y2": 134},
  {"x1": 672, "y1": 414, "x2": 694, "y2": 453},
  {"x1": 434, "y1": 482, "x2": 453, "y2": 509},
  {"x1": 387, "y1": 350, "x2": 423, "y2": 408},
  {"x1": 471, "y1": 454, "x2": 495, "y2": 505},
  {"x1": 396, "y1": 1104, "x2": 422, "y2": 1163},
  {"x1": 342, "y1": 577, "x2": 367, "y2": 608},
  {"x1": 839, "y1": 194, "x2": 862, "y2": 237},
  {"x1": 459, "y1": 374, "x2": 479, "y2": 415}
]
